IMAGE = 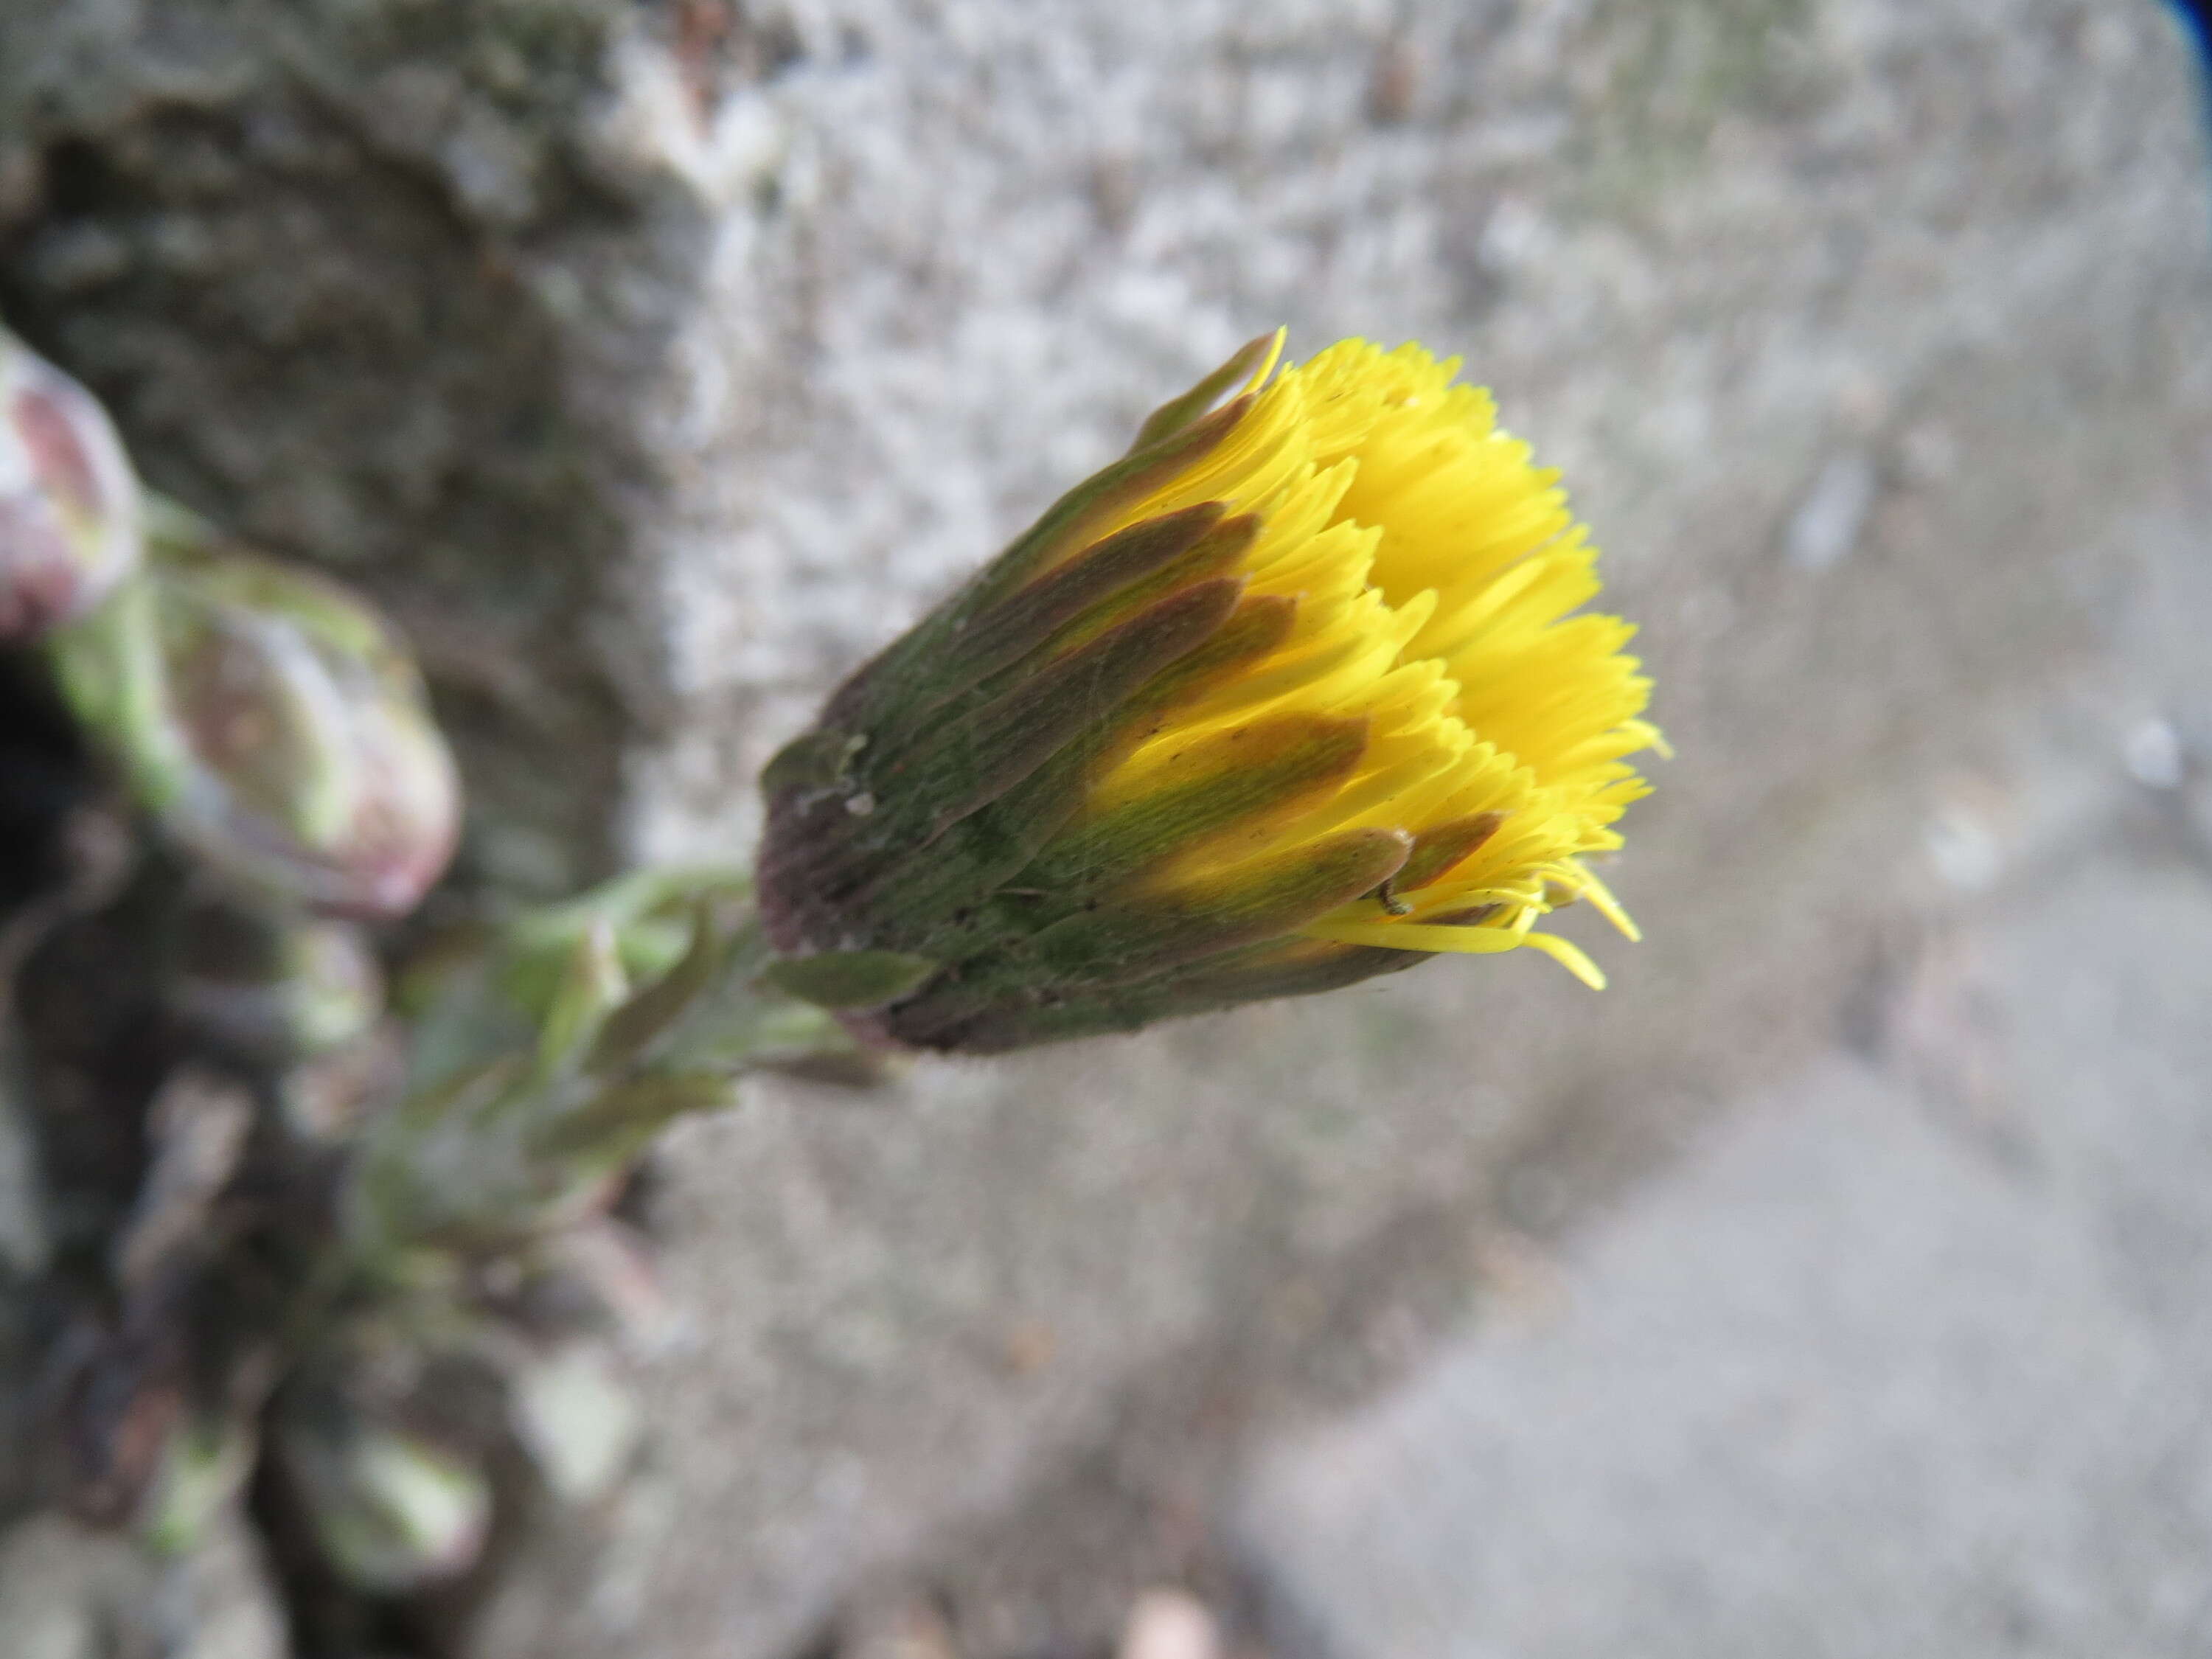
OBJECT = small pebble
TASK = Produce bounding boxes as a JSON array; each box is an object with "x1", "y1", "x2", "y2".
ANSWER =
[
  {"x1": 1119, "y1": 1589, "x2": 1221, "y2": 1659},
  {"x1": 2122, "y1": 716, "x2": 2183, "y2": 790}
]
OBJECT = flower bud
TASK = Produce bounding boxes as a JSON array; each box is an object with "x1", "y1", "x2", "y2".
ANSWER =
[
  {"x1": 49, "y1": 503, "x2": 461, "y2": 919},
  {"x1": 274, "y1": 1388, "x2": 490, "y2": 1590},
  {"x1": 759, "y1": 333, "x2": 1663, "y2": 1051},
  {"x1": 0, "y1": 329, "x2": 141, "y2": 642}
]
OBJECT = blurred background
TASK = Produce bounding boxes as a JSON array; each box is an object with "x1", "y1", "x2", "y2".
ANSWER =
[{"x1": 2, "y1": 0, "x2": 2209, "y2": 1655}]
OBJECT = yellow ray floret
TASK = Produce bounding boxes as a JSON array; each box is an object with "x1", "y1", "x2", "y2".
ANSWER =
[{"x1": 1088, "y1": 333, "x2": 1662, "y2": 987}]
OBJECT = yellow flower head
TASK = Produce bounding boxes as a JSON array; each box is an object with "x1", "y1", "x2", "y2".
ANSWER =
[{"x1": 757, "y1": 332, "x2": 1661, "y2": 1051}]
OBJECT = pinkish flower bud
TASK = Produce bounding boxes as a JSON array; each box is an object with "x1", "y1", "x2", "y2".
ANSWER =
[
  {"x1": 0, "y1": 330, "x2": 141, "y2": 641},
  {"x1": 51, "y1": 504, "x2": 462, "y2": 919}
]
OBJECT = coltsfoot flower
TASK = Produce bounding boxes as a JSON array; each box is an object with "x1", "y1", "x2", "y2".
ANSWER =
[
  {"x1": 759, "y1": 333, "x2": 1662, "y2": 1051},
  {"x1": 0, "y1": 328, "x2": 142, "y2": 641}
]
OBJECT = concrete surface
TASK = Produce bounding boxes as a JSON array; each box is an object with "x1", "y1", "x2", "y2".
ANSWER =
[
  {"x1": 1239, "y1": 740, "x2": 2212, "y2": 1655},
  {"x1": 2, "y1": 1, "x2": 2210, "y2": 1655}
]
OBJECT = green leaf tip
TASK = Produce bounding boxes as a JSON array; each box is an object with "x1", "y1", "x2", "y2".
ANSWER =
[{"x1": 764, "y1": 950, "x2": 940, "y2": 1010}]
